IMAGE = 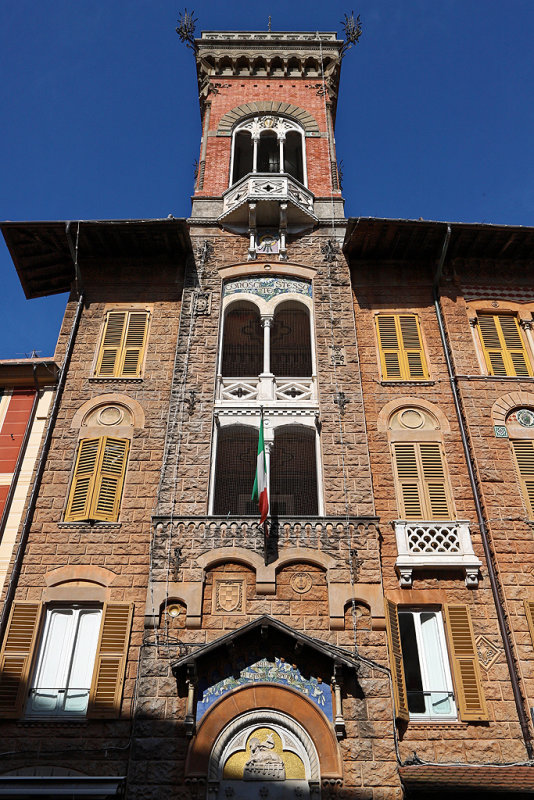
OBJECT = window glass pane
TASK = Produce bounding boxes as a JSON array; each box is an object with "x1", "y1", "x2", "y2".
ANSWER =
[
  {"x1": 420, "y1": 611, "x2": 451, "y2": 715},
  {"x1": 221, "y1": 308, "x2": 263, "y2": 377},
  {"x1": 30, "y1": 609, "x2": 74, "y2": 714},
  {"x1": 398, "y1": 612, "x2": 425, "y2": 713},
  {"x1": 271, "y1": 426, "x2": 317, "y2": 516},
  {"x1": 258, "y1": 131, "x2": 279, "y2": 173},
  {"x1": 213, "y1": 426, "x2": 257, "y2": 515},
  {"x1": 64, "y1": 610, "x2": 102, "y2": 713},
  {"x1": 233, "y1": 131, "x2": 253, "y2": 183},
  {"x1": 271, "y1": 305, "x2": 312, "y2": 378}
]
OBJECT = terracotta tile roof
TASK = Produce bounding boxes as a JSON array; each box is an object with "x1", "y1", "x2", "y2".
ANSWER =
[{"x1": 400, "y1": 764, "x2": 534, "y2": 793}]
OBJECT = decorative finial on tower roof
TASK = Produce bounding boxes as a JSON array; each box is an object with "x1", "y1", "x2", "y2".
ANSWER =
[
  {"x1": 340, "y1": 11, "x2": 363, "y2": 58},
  {"x1": 176, "y1": 8, "x2": 198, "y2": 52},
  {"x1": 268, "y1": 15, "x2": 272, "y2": 32}
]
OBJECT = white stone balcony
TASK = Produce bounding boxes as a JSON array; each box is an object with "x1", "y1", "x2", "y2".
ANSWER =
[
  {"x1": 219, "y1": 172, "x2": 317, "y2": 231},
  {"x1": 394, "y1": 520, "x2": 482, "y2": 588},
  {"x1": 216, "y1": 375, "x2": 317, "y2": 405}
]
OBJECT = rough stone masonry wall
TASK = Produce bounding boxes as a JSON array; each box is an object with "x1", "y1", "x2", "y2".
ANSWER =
[
  {"x1": 352, "y1": 260, "x2": 528, "y2": 763},
  {"x1": 0, "y1": 260, "x2": 183, "y2": 780},
  {"x1": 139, "y1": 229, "x2": 403, "y2": 799},
  {"x1": 440, "y1": 264, "x2": 534, "y2": 726}
]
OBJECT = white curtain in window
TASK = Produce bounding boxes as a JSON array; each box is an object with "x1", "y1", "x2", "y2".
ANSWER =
[{"x1": 29, "y1": 608, "x2": 102, "y2": 715}]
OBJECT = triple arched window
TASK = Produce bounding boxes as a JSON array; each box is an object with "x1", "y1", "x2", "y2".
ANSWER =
[{"x1": 230, "y1": 116, "x2": 307, "y2": 187}]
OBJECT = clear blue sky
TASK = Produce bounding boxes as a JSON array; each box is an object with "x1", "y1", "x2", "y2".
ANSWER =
[{"x1": 1, "y1": 1, "x2": 533, "y2": 359}]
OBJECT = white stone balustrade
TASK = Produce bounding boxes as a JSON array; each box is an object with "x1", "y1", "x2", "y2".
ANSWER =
[
  {"x1": 216, "y1": 375, "x2": 317, "y2": 404},
  {"x1": 394, "y1": 520, "x2": 481, "y2": 588},
  {"x1": 221, "y1": 173, "x2": 315, "y2": 217}
]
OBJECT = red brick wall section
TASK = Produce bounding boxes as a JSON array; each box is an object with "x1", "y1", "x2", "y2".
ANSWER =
[{"x1": 196, "y1": 79, "x2": 338, "y2": 198}]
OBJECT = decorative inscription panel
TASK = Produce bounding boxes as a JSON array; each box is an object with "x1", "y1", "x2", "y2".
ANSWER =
[
  {"x1": 196, "y1": 656, "x2": 333, "y2": 722},
  {"x1": 224, "y1": 276, "x2": 312, "y2": 303}
]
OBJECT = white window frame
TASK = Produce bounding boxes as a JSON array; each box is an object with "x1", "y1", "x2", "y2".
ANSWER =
[
  {"x1": 27, "y1": 606, "x2": 102, "y2": 718},
  {"x1": 398, "y1": 608, "x2": 457, "y2": 720}
]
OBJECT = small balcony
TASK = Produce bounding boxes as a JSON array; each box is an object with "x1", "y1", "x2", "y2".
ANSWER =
[
  {"x1": 216, "y1": 374, "x2": 318, "y2": 405},
  {"x1": 219, "y1": 172, "x2": 317, "y2": 233},
  {"x1": 394, "y1": 520, "x2": 482, "y2": 588}
]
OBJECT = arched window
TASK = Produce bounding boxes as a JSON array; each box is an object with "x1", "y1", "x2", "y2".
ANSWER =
[
  {"x1": 213, "y1": 425, "x2": 257, "y2": 516},
  {"x1": 212, "y1": 424, "x2": 318, "y2": 517},
  {"x1": 271, "y1": 425, "x2": 318, "y2": 516},
  {"x1": 232, "y1": 130, "x2": 253, "y2": 184},
  {"x1": 221, "y1": 302, "x2": 263, "y2": 378},
  {"x1": 230, "y1": 116, "x2": 307, "y2": 187},
  {"x1": 271, "y1": 301, "x2": 312, "y2": 377},
  {"x1": 284, "y1": 131, "x2": 304, "y2": 183},
  {"x1": 507, "y1": 407, "x2": 534, "y2": 518}
]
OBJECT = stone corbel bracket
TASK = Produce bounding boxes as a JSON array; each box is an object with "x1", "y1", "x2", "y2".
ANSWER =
[{"x1": 145, "y1": 546, "x2": 385, "y2": 630}]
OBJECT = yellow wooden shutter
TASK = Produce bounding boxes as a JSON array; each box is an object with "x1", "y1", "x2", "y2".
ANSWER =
[
  {"x1": 120, "y1": 312, "x2": 149, "y2": 377},
  {"x1": 96, "y1": 312, "x2": 127, "y2": 377},
  {"x1": 376, "y1": 315, "x2": 402, "y2": 379},
  {"x1": 478, "y1": 314, "x2": 532, "y2": 377},
  {"x1": 419, "y1": 443, "x2": 451, "y2": 519},
  {"x1": 0, "y1": 603, "x2": 42, "y2": 718},
  {"x1": 376, "y1": 314, "x2": 428, "y2": 380},
  {"x1": 511, "y1": 440, "x2": 534, "y2": 517},
  {"x1": 399, "y1": 315, "x2": 428, "y2": 379},
  {"x1": 95, "y1": 310, "x2": 149, "y2": 378},
  {"x1": 524, "y1": 600, "x2": 534, "y2": 647},
  {"x1": 64, "y1": 438, "x2": 101, "y2": 522},
  {"x1": 394, "y1": 443, "x2": 423, "y2": 518},
  {"x1": 443, "y1": 604, "x2": 488, "y2": 721},
  {"x1": 91, "y1": 438, "x2": 129, "y2": 522},
  {"x1": 384, "y1": 599, "x2": 409, "y2": 721},
  {"x1": 88, "y1": 603, "x2": 133, "y2": 718}
]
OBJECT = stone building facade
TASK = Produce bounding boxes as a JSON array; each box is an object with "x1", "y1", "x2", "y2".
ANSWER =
[{"x1": 1, "y1": 26, "x2": 534, "y2": 800}]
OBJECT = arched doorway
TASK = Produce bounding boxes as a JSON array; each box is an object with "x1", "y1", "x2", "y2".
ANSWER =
[{"x1": 207, "y1": 710, "x2": 320, "y2": 800}]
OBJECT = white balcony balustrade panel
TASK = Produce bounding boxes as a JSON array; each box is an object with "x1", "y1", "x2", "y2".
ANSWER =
[
  {"x1": 216, "y1": 376, "x2": 317, "y2": 405},
  {"x1": 394, "y1": 520, "x2": 482, "y2": 588}
]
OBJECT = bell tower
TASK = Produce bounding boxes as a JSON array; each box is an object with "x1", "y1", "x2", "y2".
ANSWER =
[{"x1": 191, "y1": 30, "x2": 344, "y2": 259}]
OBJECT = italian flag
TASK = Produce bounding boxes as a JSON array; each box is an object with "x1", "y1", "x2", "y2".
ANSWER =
[{"x1": 252, "y1": 415, "x2": 269, "y2": 525}]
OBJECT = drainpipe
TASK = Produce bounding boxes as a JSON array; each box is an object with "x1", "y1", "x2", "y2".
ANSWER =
[
  {"x1": 0, "y1": 224, "x2": 85, "y2": 644},
  {"x1": 433, "y1": 224, "x2": 533, "y2": 759},
  {"x1": 0, "y1": 368, "x2": 41, "y2": 549}
]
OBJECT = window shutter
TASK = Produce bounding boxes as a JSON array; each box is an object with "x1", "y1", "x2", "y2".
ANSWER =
[
  {"x1": 376, "y1": 315, "x2": 428, "y2": 380},
  {"x1": 0, "y1": 603, "x2": 42, "y2": 718},
  {"x1": 443, "y1": 604, "x2": 488, "y2": 722},
  {"x1": 96, "y1": 312, "x2": 127, "y2": 377},
  {"x1": 64, "y1": 438, "x2": 101, "y2": 522},
  {"x1": 420, "y1": 443, "x2": 450, "y2": 519},
  {"x1": 384, "y1": 599, "x2": 409, "y2": 721},
  {"x1": 376, "y1": 316, "x2": 402, "y2": 379},
  {"x1": 511, "y1": 440, "x2": 534, "y2": 517},
  {"x1": 399, "y1": 315, "x2": 427, "y2": 379},
  {"x1": 120, "y1": 312, "x2": 149, "y2": 377},
  {"x1": 88, "y1": 603, "x2": 133, "y2": 718},
  {"x1": 394, "y1": 443, "x2": 423, "y2": 518},
  {"x1": 478, "y1": 314, "x2": 532, "y2": 377},
  {"x1": 524, "y1": 600, "x2": 534, "y2": 647},
  {"x1": 91, "y1": 438, "x2": 129, "y2": 522}
]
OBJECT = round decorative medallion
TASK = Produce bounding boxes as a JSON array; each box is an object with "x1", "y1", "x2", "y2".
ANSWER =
[
  {"x1": 517, "y1": 408, "x2": 534, "y2": 428},
  {"x1": 399, "y1": 409, "x2": 425, "y2": 429},
  {"x1": 97, "y1": 405, "x2": 124, "y2": 426},
  {"x1": 290, "y1": 572, "x2": 312, "y2": 594}
]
